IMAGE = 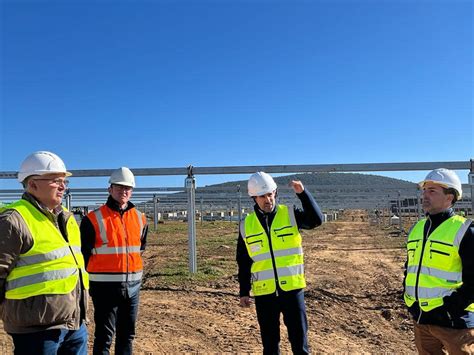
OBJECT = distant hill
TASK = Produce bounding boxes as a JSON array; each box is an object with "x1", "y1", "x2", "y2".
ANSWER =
[
  {"x1": 196, "y1": 172, "x2": 418, "y2": 209},
  {"x1": 154, "y1": 172, "x2": 470, "y2": 212},
  {"x1": 200, "y1": 172, "x2": 416, "y2": 190}
]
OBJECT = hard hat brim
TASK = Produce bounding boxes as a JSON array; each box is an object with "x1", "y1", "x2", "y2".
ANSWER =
[
  {"x1": 18, "y1": 170, "x2": 72, "y2": 182},
  {"x1": 110, "y1": 181, "x2": 135, "y2": 188},
  {"x1": 418, "y1": 180, "x2": 449, "y2": 189},
  {"x1": 249, "y1": 188, "x2": 277, "y2": 197}
]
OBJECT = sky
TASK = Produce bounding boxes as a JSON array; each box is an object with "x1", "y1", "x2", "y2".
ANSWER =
[{"x1": 0, "y1": 0, "x2": 472, "y2": 190}]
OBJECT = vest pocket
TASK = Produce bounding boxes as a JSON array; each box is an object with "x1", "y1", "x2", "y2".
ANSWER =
[
  {"x1": 428, "y1": 241, "x2": 452, "y2": 259},
  {"x1": 246, "y1": 232, "x2": 263, "y2": 239},
  {"x1": 427, "y1": 247, "x2": 453, "y2": 269},
  {"x1": 430, "y1": 249, "x2": 450, "y2": 257},
  {"x1": 274, "y1": 226, "x2": 296, "y2": 243},
  {"x1": 275, "y1": 233, "x2": 293, "y2": 242},
  {"x1": 427, "y1": 240, "x2": 454, "y2": 267},
  {"x1": 273, "y1": 225, "x2": 292, "y2": 232}
]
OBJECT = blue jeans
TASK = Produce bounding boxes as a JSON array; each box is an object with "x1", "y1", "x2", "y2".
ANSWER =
[
  {"x1": 462, "y1": 312, "x2": 474, "y2": 328},
  {"x1": 10, "y1": 323, "x2": 88, "y2": 355},
  {"x1": 91, "y1": 281, "x2": 141, "y2": 355},
  {"x1": 255, "y1": 289, "x2": 309, "y2": 355}
]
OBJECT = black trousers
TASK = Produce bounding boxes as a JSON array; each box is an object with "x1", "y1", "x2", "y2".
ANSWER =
[
  {"x1": 255, "y1": 289, "x2": 309, "y2": 355},
  {"x1": 90, "y1": 281, "x2": 141, "y2": 355}
]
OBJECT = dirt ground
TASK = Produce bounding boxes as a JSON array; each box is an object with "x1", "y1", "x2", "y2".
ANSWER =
[{"x1": 0, "y1": 211, "x2": 417, "y2": 354}]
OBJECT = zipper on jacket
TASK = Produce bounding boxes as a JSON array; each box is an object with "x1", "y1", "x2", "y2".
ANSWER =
[
  {"x1": 120, "y1": 212, "x2": 130, "y2": 283},
  {"x1": 60, "y1": 214, "x2": 85, "y2": 322},
  {"x1": 276, "y1": 233, "x2": 292, "y2": 242},
  {"x1": 430, "y1": 249, "x2": 450, "y2": 258},
  {"x1": 415, "y1": 217, "x2": 432, "y2": 323},
  {"x1": 55, "y1": 213, "x2": 82, "y2": 271},
  {"x1": 264, "y1": 214, "x2": 279, "y2": 297}
]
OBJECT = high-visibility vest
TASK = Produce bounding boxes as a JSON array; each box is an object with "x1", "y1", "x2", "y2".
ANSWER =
[
  {"x1": 240, "y1": 205, "x2": 305, "y2": 296},
  {"x1": 404, "y1": 215, "x2": 474, "y2": 312},
  {"x1": 1, "y1": 200, "x2": 89, "y2": 300},
  {"x1": 86, "y1": 205, "x2": 146, "y2": 282}
]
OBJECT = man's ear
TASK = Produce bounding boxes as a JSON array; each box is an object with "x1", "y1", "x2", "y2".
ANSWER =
[
  {"x1": 448, "y1": 193, "x2": 456, "y2": 206},
  {"x1": 26, "y1": 178, "x2": 37, "y2": 192}
]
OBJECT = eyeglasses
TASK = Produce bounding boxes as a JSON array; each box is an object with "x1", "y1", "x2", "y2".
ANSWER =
[
  {"x1": 112, "y1": 184, "x2": 133, "y2": 192},
  {"x1": 32, "y1": 178, "x2": 70, "y2": 187}
]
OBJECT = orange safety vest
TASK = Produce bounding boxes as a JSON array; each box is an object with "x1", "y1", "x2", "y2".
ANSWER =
[{"x1": 86, "y1": 205, "x2": 146, "y2": 282}]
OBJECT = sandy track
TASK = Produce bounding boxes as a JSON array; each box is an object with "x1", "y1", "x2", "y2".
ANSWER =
[{"x1": 0, "y1": 212, "x2": 416, "y2": 354}]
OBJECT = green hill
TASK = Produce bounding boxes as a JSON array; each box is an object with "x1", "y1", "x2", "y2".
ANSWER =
[
  {"x1": 201, "y1": 172, "x2": 416, "y2": 190},
  {"x1": 195, "y1": 172, "x2": 417, "y2": 209}
]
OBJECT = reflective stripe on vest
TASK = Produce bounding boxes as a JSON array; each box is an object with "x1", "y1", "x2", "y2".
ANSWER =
[
  {"x1": 89, "y1": 271, "x2": 143, "y2": 282},
  {"x1": 93, "y1": 246, "x2": 142, "y2": 254},
  {"x1": 242, "y1": 205, "x2": 305, "y2": 296},
  {"x1": 404, "y1": 215, "x2": 474, "y2": 312},
  {"x1": 93, "y1": 208, "x2": 144, "y2": 247},
  {"x1": 86, "y1": 205, "x2": 145, "y2": 281},
  {"x1": 15, "y1": 246, "x2": 82, "y2": 267},
  {"x1": 252, "y1": 264, "x2": 305, "y2": 282},
  {"x1": 7, "y1": 268, "x2": 78, "y2": 291},
  {"x1": 3, "y1": 200, "x2": 89, "y2": 299}
]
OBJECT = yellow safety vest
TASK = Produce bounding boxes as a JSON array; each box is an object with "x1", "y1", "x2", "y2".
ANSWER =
[
  {"x1": 241, "y1": 205, "x2": 305, "y2": 296},
  {"x1": 1, "y1": 200, "x2": 89, "y2": 300},
  {"x1": 404, "y1": 215, "x2": 474, "y2": 312}
]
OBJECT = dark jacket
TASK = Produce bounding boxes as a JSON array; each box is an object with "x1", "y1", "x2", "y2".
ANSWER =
[
  {"x1": 0, "y1": 192, "x2": 88, "y2": 333},
  {"x1": 403, "y1": 208, "x2": 474, "y2": 329},
  {"x1": 236, "y1": 189, "x2": 323, "y2": 297}
]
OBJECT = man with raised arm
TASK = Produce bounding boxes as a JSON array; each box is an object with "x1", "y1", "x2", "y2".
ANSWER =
[{"x1": 236, "y1": 171, "x2": 323, "y2": 354}]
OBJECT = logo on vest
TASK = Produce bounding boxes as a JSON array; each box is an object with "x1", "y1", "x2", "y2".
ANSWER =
[{"x1": 250, "y1": 244, "x2": 261, "y2": 253}]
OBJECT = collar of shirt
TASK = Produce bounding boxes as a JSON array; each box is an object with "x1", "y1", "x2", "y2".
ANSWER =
[
  {"x1": 254, "y1": 203, "x2": 277, "y2": 217},
  {"x1": 22, "y1": 191, "x2": 62, "y2": 221},
  {"x1": 106, "y1": 195, "x2": 135, "y2": 214},
  {"x1": 426, "y1": 208, "x2": 455, "y2": 232}
]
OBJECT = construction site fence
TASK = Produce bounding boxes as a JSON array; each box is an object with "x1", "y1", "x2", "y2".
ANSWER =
[{"x1": 1, "y1": 160, "x2": 473, "y2": 273}]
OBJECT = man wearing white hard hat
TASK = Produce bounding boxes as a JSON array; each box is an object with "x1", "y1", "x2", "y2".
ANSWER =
[
  {"x1": 236, "y1": 172, "x2": 324, "y2": 354},
  {"x1": 403, "y1": 168, "x2": 474, "y2": 353},
  {"x1": 80, "y1": 167, "x2": 148, "y2": 354},
  {"x1": 0, "y1": 151, "x2": 89, "y2": 354}
]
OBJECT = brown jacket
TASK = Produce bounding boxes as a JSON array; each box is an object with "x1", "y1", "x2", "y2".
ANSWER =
[{"x1": 0, "y1": 192, "x2": 88, "y2": 334}]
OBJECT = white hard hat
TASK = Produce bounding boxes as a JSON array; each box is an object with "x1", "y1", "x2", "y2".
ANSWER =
[
  {"x1": 109, "y1": 167, "x2": 135, "y2": 187},
  {"x1": 419, "y1": 168, "x2": 462, "y2": 199},
  {"x1": 18, "y1": 151, "x2": 72, "y2": 182},
  {"x1": 248, "y1": 171, "x2": 277, "y2": 197}
]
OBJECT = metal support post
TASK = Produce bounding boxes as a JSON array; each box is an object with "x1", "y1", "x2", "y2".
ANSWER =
[
  {"x1": 200, "y1": 197, "x2": 203, "y2": 226},
  {"x1": 416, "y1": 190, "x2": 422, "y2": 220},
  {"x1": 186, "y1": 166, "x2": 197, "y2": 273},
  {"x1": 387, "y1": 197, "x2": 391, "y2": 226},
  {"x1": 397, "y1": 191, "x2": 402, "y2": 231},
  {"x1": 237, "y1": 185, "x2": 242, "y2": 222},
  {"x1": 153, "y1": 194, "x2": 159, "y2": 230},
  {"x1": 65, "y1": 190, "x2": 72, "y2": 210},
  {"x1": 469, "y1": 159, "x2": 474, "y2": 218}
]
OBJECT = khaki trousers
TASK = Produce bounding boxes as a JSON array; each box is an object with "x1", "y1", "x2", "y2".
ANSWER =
[{"x1": 414, "y1": 323, "x2": 474, "y2": 355}]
